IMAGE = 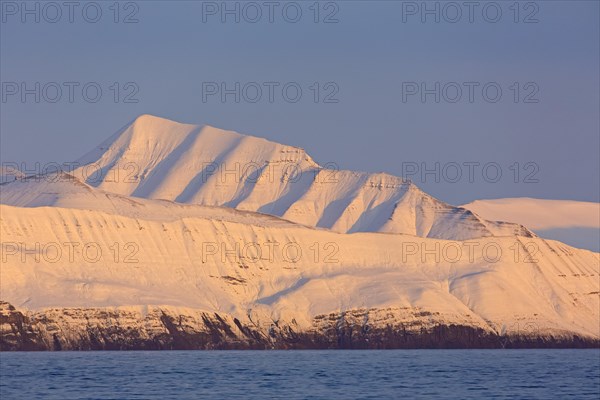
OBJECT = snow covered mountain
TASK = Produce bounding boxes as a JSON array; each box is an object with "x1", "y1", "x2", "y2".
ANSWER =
[
  {"x1": 463, "y1": 198, "x2": 600, "y2": 252},
  {"x1": 68, "y1": 115, "x2": 532, "y2": 240},
  {"x1": 0, "y1": 115, "x2": 598, "y2": 350},
  {"x1": 1, "y1": 191, "x2": 598, "y2": 349},
  {"x1": 0, "y1": 165, "x2": 24, "y2": 184}
]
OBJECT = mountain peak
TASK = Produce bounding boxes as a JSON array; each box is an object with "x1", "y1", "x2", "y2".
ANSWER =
[
  {"x1": 128, "y1": 114, "x2": 195, "y2": 133},
  {"x1": 67, "y1": 115, "x2": 534, "y2": 240}
]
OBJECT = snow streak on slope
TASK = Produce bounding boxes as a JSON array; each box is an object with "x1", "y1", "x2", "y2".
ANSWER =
[
  {"x1": 69, "y1": 115, "x2": 532, "y2": 240},
  {"x1": 463, "y1": 198, "x2": 600, "y2": 251},
  {"x1": 0, "y1": 173, "x2": 305, "y2": 228},
  {"x1": 1, "y1": 203, "x2": 598, "y2": 339}
]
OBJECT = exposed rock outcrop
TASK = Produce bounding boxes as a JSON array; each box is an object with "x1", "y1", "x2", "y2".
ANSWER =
[{"x1": 2, "y1": 303, "x2": 596, "y2": 351}]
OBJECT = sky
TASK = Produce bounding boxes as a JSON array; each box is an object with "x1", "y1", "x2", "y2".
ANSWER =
[{"x1": 1, "y1": 0, "x2": 598, "y2": 205}]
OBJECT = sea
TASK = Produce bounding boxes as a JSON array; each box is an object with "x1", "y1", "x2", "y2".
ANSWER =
[{"x1": 1, "y1": 349, "x2": 599, "y2": 399}]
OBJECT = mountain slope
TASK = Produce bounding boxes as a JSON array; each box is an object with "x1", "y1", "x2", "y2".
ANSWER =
[
  {"x1": 0, "y1": 173, "x2": 305, "y2": 228},
  {"x1": 1, "y1": 201, "x2": 598, "y2": 342},
  {"x1": 69, "y1": 114, "x2": 532, "y2": 240}
]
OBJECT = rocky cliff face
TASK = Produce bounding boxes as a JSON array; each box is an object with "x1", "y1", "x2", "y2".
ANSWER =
[{"x1": 2, "y1": 303, "x2": 596, "y2": 351}]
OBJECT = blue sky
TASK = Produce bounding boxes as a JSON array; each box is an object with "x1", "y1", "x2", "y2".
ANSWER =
[{"x1": 1, "y1": 0, "x2": 598, "y2": 204}]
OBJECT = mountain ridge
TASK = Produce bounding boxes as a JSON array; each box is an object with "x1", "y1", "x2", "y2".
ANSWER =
[{"x1": 68, "y1": 114, "x2": 533, "y2": 240}]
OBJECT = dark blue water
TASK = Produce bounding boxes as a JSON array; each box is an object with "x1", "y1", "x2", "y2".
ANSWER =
[{"x1": 1, "y1": 350, "x2": 599, "y2": 399}]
